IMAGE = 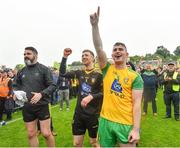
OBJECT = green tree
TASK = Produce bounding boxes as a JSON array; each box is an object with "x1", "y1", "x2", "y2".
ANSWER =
[
  {"x1": 144, "y1": 53, "x2": 153, "y2": 60},
  {"x1": 155, "y1": 46, "x2": 170, "y2": 60},
  {"x1": 71, "y1": 61, "x2": 82, "y2": 66},
  {"x1": 129, "y1": 55, "x2": 142, "y2": 64},
  {"x1": 15, "y1": 64, "x2": 24, "y2": 71},
  {"x1": 174, "y1": 46, "x2": 180, "y2": 56},
  {"x1": 53, "y1": 61, "x2": 60, "y2": 70}
]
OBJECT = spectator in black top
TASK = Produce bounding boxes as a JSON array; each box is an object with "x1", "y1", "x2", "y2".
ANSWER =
[
  {"x1": 14, "y1": 47, "x2": 56, "y2": 147},
  {"x1": 59, "y1": 48, "x2": 103, "y2": 147}
]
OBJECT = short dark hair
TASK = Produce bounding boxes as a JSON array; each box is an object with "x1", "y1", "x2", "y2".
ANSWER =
[
  {"x1": 25, "y1": 47, "x2": 38, "y2": 55},
  {"x1": 2, "y1": 69, "x2": 9, "y2": 73},
  {"x1": 113, "y1": 42, "x2": 127, "y2": 50},
  {"x1": 82, "y1": 49, "x2": 94, "y2": 57}
]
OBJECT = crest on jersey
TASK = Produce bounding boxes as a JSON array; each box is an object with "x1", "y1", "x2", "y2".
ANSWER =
[
  {"x1": 123, "y1": 77, "x2": 129, "y2": 84},
  {"x1": 91, "y1": 78, "x2": 95, "y2": 84},
  {"x1": 111, "y1": 79, "x2": 122, "y2": 93}
]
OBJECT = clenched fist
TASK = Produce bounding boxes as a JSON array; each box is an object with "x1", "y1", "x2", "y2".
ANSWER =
[{"x1": 64, "y1": 48, "x2": 72, "y2": 58}]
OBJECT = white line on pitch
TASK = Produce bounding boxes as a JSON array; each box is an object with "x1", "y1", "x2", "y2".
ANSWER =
[{"x1": 5, "y1": 104, "x2": 59, "y2": 125}]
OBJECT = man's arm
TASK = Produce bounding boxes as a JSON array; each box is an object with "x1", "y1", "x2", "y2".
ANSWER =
[
  {"x1": 13, "y1": 69, "x2": 23, "y2": 90},
  {"x1": 90, "y1": 7, "x2": 107, "y2": 69},
  {"x1": 128, "y1": 89, "x2": 143, "y2": 144},
  {"x1": 59, "y1": 48, "x2": 72, "y2": 75},
  {"x1": 59, "y1": 57, "x2": 67, "y2": 75},
  {"x1": 7, "y1": 79, "x2": 13, "y2": 98},
  {"x1": 12, "y1": 70, "x2": 23, "y2": 100},
  {"x1": 81, "y1": 92, "x2": 103, "y2": 108},
  {"x1": 41, "y1": 68, "x2": 57, "y2": 97},
  {"x1": 31, "y1": 67, "x2": 56, "y2": 104},
  {"x1": 58, "y1": 48, "x2": 76, "y2": 80}
]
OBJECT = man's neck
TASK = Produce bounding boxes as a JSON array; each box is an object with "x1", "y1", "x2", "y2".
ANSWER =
[
  {"x1": 85, "y1": 64, "x2": 94, "y2": 71},
  {"x1": 27, "y1": 61, "x2": 38, "y2": 67},
  {"x1": 115, "y1": 63, "x2": 127, "y2": 69}
]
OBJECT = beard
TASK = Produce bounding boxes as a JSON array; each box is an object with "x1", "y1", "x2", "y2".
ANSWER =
[{"x1": 24, "y1": 57, "x2": 36, "y2": 66}]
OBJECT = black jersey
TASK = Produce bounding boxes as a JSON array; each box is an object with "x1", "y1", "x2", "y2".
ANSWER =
[
  {"x1": 59, "y1": 57, "x2": 103, "y2": 116},
  {"x1": 15, "y1": 62, "x2": 56, "y2": 105}
]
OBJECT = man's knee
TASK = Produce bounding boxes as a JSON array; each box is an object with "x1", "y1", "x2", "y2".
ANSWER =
[
  {"x1": 27, "y1": 130, "x2": 37, "y2": 139},
  {"x1": 41, "y1": 130, "x2": 52, "y2": 138},
  {"x1": 73, "y1": 139, "x2": 83, "y2": 147},
  {"x1": 90, "y1": 138, "x2": 99, "y2": 147},
  {"x1": 73, "y1": 142, "x2": 82, "y2": 147}
]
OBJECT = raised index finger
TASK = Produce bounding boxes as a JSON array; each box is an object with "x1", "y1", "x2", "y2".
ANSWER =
[{"x1": 97, "y1": 6, "x2": 100, "y2": 17}]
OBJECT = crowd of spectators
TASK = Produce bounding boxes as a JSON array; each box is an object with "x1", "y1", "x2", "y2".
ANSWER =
[{"x1": 0, "y1": 60, "x2": 179, "y2": 122}]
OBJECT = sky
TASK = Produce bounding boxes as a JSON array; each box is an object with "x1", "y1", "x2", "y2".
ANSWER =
[{"x1": 0, "y1": 0, "x2": 180, "y2": 68}]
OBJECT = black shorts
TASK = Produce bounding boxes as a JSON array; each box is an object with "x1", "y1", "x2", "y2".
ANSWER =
[
  {"x1": 22, "y1": 103, "x2": 50, "y2": 122},
  {"x1": 72, "y1": 113, "x2": 99, "y2": 138}
]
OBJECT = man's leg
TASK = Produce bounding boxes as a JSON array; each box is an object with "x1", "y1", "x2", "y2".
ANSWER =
[
  {"x1": 64, "y1": 89, "x2": 70, "y2": 110},
  {"x1": 72, "y1": 113, "x2": 86, "y2": 147},
  {"x1": 40, "y1": 118, "x2": 55, "y2": 147},
  {"x1": 25, "y1": 119, "x2": 39, "y2": 147},
  {"x1": 164, "y1": 93, "x2": 171, "y2": 117},
  {"x1": 151, "y1": 88, "x2": 157, "y2": 114},
  {"x1": 0, "y1": 99, "x2": 5, "y2": 120},
  {"x1": 87, "y1": 116, "x2": 99, "y2": 147},
  {"x1": 172, "y1": 92, "x2": 179, "y2": 120},
  {"x1": 6, "y1": 109, "x2": 12, "y2": 120},
  {"x1": 73, "y1": 87, "x2": 77, "y2": 98},
  {"x1": 143, "y1": 91, "x2": 148, "y2": 114},
  {"x1": 89, "y1": 137, "x2": 99, "y2": 147},
  {"x1": 59, "y1": 90, "x2": 63, "y2": 110},
  {"x1": 98, "y1": 118, "x2": 116, "y2": 147},
  {"x1": 73, "y1": 135, "x2": 84, "y2": 147}
]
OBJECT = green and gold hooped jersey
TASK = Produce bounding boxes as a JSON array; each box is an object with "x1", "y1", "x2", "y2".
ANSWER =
[{"x1": 101, "y1": 62, "x2": 143, "y2": 125}]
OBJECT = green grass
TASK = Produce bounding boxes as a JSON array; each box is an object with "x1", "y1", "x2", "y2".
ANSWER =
[
  {"x1": 0, "y1": 90, "x2": 180, "y2": 147},
  {"x1": 139, "y1": 90, "x2": 180, "y2": 147}
]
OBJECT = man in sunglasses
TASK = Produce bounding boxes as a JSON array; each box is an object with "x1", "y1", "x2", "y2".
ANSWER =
[
  {"x1": 14, "y1": 47, "x2": 56, "y2": 147},
  {"x1": 90, "y1": 7, "x2": 144, "y2": 147}
]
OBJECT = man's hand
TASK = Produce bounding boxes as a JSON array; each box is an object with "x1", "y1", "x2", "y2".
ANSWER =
[
  {"x1": 164, "y1": 77, "x2": 169, "y2": 81},
  {"x1": 30, "y1": 92, "x2": 42, "y2": 104},
  {"x1": 167, "y1": 77, "x2": 172, "y2": 81},
  {"x1": 128, "y1": 128, "x2": 140, "y2": 144},
  {"x1": 90, "y1": 6, "x2": 100, "y2": 26},
  {"x1": 63, "y1": 48, "x2": 72, "y2": 58},
  {"x1": 81, "y1": 95, "x2": 93, "y2": 108},
  {"x1": 13, "y1": 94, "x2": 17, "y2": 100},
  {"x1": 165, "y1": 76, "x2": 172, "y2": 81}
]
